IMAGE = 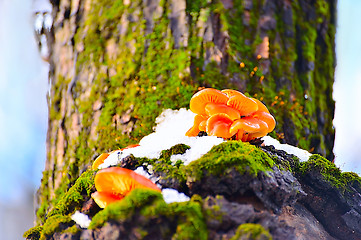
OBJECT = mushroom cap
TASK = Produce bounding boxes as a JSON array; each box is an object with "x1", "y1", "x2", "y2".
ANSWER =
[
  {"x1": 222, "y1": 89, "x2": 258, "y2": 116},
  {"x1": 190, "y1": 88, "x2": 228, "y2": 115},
  {"x1": 206, "y1": 113, "x2": 234, "y2": 139},
  {"x1": 94, "y1": 167, "x2": 160, "y2": 198},
  {"x1": 231, "y1": 117, "x2": 270, "y2": 141},
  {"x1": 250, "y1": 98, "x2": 270, "y2": 113},
  {"x1": 186, "y1": 114, "x2": 208, "y2": 137},
  {"x1": 246, "y1": 120, "x2": 269, "y2": 139},
  {"x1": 205, "y1": 103, "x2": 241, "y2": 120},
  {"x1": 230, "y1": 117, "x2": 265, "y2": 134},
  {"x1": 92, "y1": 153, "x2": 110, "y2": 170},
  {"x1": 91, "y1": 191, "x2": 124, "y2": 209},
  {"x1": 252, "y1": 111, "x2": 276, "y2": 132}
]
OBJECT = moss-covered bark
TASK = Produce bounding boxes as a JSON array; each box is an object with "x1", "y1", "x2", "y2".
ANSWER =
[{"x1": 38, "y1": 0, "x2": 336, "y2": 225}]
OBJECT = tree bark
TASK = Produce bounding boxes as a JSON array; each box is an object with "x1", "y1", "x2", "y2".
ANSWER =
[{"x1": 37, "y1": 0, "x2": 336, "y2": 223}]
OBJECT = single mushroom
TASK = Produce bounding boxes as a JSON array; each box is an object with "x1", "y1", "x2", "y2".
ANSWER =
[
  {"x1": 251, "y1": 111, "x2": 276, "y2": 132},
  {"x1": 92, "y1": 167, "x2": 160, "y2": 208},
  {"x1": 92, "y1": 153, "x2": 110, "y2": 170},
  {"x1": 206, "y1": 113, "x2": 235, "y2": 139},
  {"x1": 230, "y1": 117, "x2": 269, "y2": 141},
  {"x1": 91, "y1": 145, "x2": 140, "y2": 170},
  {"x1": 189, "y1": 88, "x2": 229, "y2": 116},
  {"x1": 205, "y1": 102, "x2": 240, "y2": 120},
  {"x1": 186, "y1": 114, "x2": 208, "y2": 137},
  {"x1": 222, "y1": 89, "x2": 258, "y2": 116}
]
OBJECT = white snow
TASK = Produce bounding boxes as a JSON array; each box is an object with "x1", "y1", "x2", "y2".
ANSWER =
[
  {"x1": 98, "y1": 108, "x2": 313, "y2": 168},
  {"x1": 161, "y1": 188, "x2": 190, "y2": 203},
  {"x1": 71, "y1": 211, "x2": 91, "y2": 229},
  {"x1": 262, "y1": 136, "x2": 312, "y2": 162},
  {"x1": 99, "y1": 108, "x2": 224, "y2": 168},
  {"x1": 133, "y1": 166, "x2": 159, "y2": 185}
]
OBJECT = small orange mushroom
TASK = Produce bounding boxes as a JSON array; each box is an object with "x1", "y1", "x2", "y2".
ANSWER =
[
  {"x1": 206, "y1": 113, "x2": 234, "y2": 139},
  {"x1": 186, "y1": 114, "x2": 208, "y2": 137},
  {"x1": 189, "y1": 88, "x2": 228, "y2": 115},
  {"x1": 91, "y1": 145, "x2": 140, "y2": 170},
  {"x1": 92, "y1": 153, "x2": 110, "y2": 170},
  {"x1": 222, "y1": 89, "x2": 258, "y2": 116},
  {"x1": 92, "y1": 167, "x2": 160, "y2": 208},
  {"x1": 230, "y1": 117, "x2": 269, "y2": 141}
]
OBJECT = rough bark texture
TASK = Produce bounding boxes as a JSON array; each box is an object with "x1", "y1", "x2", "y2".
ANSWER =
[{"x1": 36, "y1": 0, "x2": 336, "y2": 234}]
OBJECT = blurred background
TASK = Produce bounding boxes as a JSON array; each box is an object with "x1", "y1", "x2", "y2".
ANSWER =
[{"x1": 0, "y1": 0, "x2": 360, "y2": 239}]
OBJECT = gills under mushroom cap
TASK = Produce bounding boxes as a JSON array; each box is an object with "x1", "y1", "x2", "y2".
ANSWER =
[
  {"x1": 205, "y1": 103, "x2": 240, "y2": 120},
  {"x1": 190, "y1": 88, "x2": 228, "y2": 115}
]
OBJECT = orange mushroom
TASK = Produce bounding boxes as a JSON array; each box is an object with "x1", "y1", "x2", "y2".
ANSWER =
[
  {"x1": 206, "y1": 113, "x2": 234, "y2": 139},
  {"x1": 186, "y1": 114, "x2": 208, "y2": 137},
  {"x1": 230, "y1": 117, "x2": 269, "y2": 141},
  {"x1": 91, "y1": 145, "x2": 140, "y2": 170},
  {"x1": 251, "y1": 111, "x2": 276, "y2": 132},
  {"x1": 186, "y1": 88, "x2": 276, "y2": 142},
  {"x1": 222, "y1": 89, "x2": 258, "y2": 116},
  {"x1": 92, "y1": 167, "x2": 160, "y2": 208},
  {"x1": 189, "y1": 88, "x2": 228, "y2": 115},
  {"x1": 92, "y1": 153, "x2": 110, "y2": 170}
]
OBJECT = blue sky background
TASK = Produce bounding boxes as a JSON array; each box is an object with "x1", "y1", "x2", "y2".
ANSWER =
[
  {"x1": 0, "y1": 0, "x2": 360, "y2": 238},
  {"x1": 0, "y1": 0, "x2": 49, "y2": 204}
]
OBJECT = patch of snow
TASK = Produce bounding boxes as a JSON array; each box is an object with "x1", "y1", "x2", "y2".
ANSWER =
[
  {"x1": 99, "y1": 108, "x2": 224, "y2": 168},
  {"x1": 262, "y1": 136, "x2": 312, "y2": 162},
  {"x1": 133, "y1": 166, "x2": 159, "y2": 184},
  {"x1": 162, "y1": 188, "x2": 190, "y2": 203},
  {"x1": 170, "y1": 136, "x2": 224, "y2": 165},
  {"x1": 71, "y1": 211, "x2": 91, "y2": 229}
]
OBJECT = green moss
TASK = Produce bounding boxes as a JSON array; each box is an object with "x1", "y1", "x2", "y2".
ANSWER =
[
  {"x1": 40, "y1": 215, "x2": 74, "y2": 240},
  {"x1": 90, "y1": 189, "x2": 208, "y2": 239},
  {"x1": 187, "y1": 141, "x2": 274, "y2": 181},
  {"x1": 231, "y1": 223, "x2": 272, "y2": 240},
  {"x1": 169, "y1": 196, "x2": 208, "y2": 240},
  {"x1": 47, "y1": 170, "x2": 95, "y2": 218},
  {"x1": 23, "y1": 226, "x2": 43, "y2": 240},
  {"x1": 26, "y1": 170, "x2": 95, "y2": 239},
  {"x1": 298, "y1": 154, "x2": 361, "y2": 193},
  {"x1": 160, "y1": 144, "x2": 191, "y2": 160},
  {"x1": 90, "y1": 188, "x2": 165, "y2": 229},
  {"x1": 134, "y1": 141, "x2": 274, "y2": 192}
]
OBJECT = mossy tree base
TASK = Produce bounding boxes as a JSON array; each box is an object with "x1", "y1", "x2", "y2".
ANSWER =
[{"x1": 26, "y1": 141, "x2": 361, "y2": 240}]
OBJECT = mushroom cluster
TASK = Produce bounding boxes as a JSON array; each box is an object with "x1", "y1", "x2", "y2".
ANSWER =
[
  {"x1": 186, "y1": 88, "x2": 276, "y2": 141},
  {"x1": 91, "y1": 167, "x2": 160, "y2": 208}
]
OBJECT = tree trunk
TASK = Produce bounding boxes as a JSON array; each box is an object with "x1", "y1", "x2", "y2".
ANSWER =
[{"x1": 37, "y1": 0, "x2": 336, "y2": 223}]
